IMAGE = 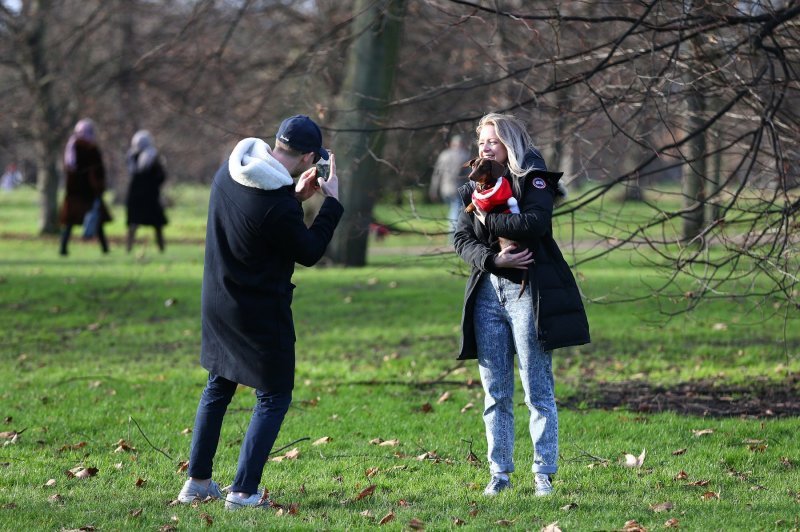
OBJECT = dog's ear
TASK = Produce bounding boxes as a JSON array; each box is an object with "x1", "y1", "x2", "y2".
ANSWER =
[
  {"x1": 490, "y1": 161, "x2": 505, "y2": 179},
  {"x1": 463, "y1": 157, "x2": 478, "y2": 169}
]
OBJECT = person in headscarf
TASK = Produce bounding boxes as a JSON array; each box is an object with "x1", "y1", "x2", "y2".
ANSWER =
[
  {"x1": 125, "y1": 130, "x2": 168, "y2": 252},
  {"x1": 59, "y1": 118, "x2": 112, "y2": 256}
]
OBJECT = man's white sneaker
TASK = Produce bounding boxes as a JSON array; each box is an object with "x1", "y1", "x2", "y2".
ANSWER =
[
  {"x1": 224, "y1": 491, "x2": 270, "y2": 510},
  {"x1": 534, "y1": 473, "x2": 553, "y2": 496},
  {"x1": 177, "y1": 479, "x2": 223, "y2": 504}
]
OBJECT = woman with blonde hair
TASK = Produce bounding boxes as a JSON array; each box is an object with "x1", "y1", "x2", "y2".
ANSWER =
[{"x1": 453, "y1": 112, "x2": 590, "y2": 497}]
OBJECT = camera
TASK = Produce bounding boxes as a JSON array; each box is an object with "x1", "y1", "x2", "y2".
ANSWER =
[{"x1": 316, "y1": 157, "x2": 330, "y2": 181}]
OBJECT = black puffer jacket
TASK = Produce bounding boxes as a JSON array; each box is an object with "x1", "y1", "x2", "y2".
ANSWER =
[{"x1": 453, "y1": 149, "x2": 590, "y2": 358}]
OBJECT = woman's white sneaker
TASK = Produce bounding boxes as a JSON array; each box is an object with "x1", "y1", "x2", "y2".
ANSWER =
[{"x1": 224, "y1": 491, "x2": 269, "y2": 510}]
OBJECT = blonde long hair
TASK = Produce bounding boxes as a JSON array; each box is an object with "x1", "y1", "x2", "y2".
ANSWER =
[{"x1": 475, "y1": 113, "x2": 537, "y2": 178}]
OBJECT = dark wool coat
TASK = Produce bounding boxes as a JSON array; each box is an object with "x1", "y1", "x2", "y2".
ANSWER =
[
  {"x1": 200, "y1": 164, "x2": 343, "y2": 392},
  {"x1": 59, "y1": 140, "x2": 112, "y2": 225},
  {"x1": 126, "y1": 159, "x2": 168, "y2": 226},
  {"x1": 453, "y1": 150, "x2": 590, "y2": 358}
]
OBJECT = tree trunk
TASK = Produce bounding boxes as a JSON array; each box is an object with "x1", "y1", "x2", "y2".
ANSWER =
[
  {"x1": 681, "y1": 37, "x2": 706, "y2": 242},
  {"x1": 23, "y1": 0, "x2": 63, "y2": 235},
  {"x1": 328, "y1": 0, "x2": 407, "y2": 266}
]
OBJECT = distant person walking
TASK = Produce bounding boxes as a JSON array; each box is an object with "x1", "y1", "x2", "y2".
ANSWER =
[
  {"x1": 177, "y1": 115, "x2": 343, "y2": 510},
  {"x1": 59, "y1": 118, "x2": 112, "y2": 256},
  {"x1": 429, "y1": 135, "x2": 471, "y2": 236},
  {"x1": 1, "y1": 163, "x2": 23, "y2": 191},
  {"x1": 453, "y1": 113, "x2": 590, "y2": 497},
  {"x1": 125, "y1": 130, "x2": 168, "y2": 252}
]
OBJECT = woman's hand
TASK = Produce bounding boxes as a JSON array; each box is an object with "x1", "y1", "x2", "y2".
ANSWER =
[{"x1": 492, "y1": 244, "x2": 533, "y2": 270}]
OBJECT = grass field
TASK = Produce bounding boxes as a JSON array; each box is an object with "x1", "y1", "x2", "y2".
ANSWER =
[{"x1": 1, "y1": 186, "x2": 799, "y2": 530}]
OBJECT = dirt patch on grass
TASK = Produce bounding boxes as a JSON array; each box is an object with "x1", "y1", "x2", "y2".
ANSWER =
[{"x1": 562, "y1": 374, "x2": 800, "y2": 417}]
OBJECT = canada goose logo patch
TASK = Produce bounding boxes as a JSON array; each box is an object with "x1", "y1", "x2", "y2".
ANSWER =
[{"x1": 533, "y1": 177, "x2": 546, "y2": 189}]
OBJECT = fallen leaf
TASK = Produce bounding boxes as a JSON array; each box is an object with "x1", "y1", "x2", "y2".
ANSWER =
[
  {"x1": 496, "y1": 519, "x2": 515, "y2": 526},
  {"x1": 650, "y1": 501, "x2": 674, "y2": 512},
  {"x1": 664, "y1": 517, "x2": 680, "y2": 528},
  {"x1": 130, "y1": 508, "x2": 143, "y2": 517},
  {"x1": 58, "y1": 441, "x2": 87, "y2": 452},
  {"x1": 135, "y1": 478, "x2": 146, "y2": 488},
  {"x1": 701, "y1": 491, "x2": 720, "y2": 500},
  {"x1": 354, "y1": 484, "x2": 376, "y2": 501},
  {"x1": 176, "y1": 461, "x2": 188, "y2": 474},
  {"x1": 44, "y1": 479, "x2": 56, "y2": 487},
  {"x1": 360, "y1": 509, "x2": 374, "y2": 518},
  {"x1": 688, "y1": 480, "x2": 710, "y2": 486},
  {"x1": 437, "y1": 391, "x2": 451, "y2": 404},
  {"x1": 378, "y1": 511, "x2": 395, "y2": 525},
  {"x1": 541, "y1": 522, "x2": 562, "y2": 532},
  {"x1": 460, "y1": 402, "x2": 474, "y2": 413},
  {"x1": 712, "y1": 322, "x2": 727, "y2": 331},
  {"x1": 692, "y1": 428, "x2": 714, "y2": 437},
  {"x1": 397, "y1": 499, "x2": 410, "y2": 507},
  {"x1": 408, "y1": 518, "x2": 425, "y2": 529},
  {"x1": 180, "y1": 428, "x2": 192, "y2": 435},
  {"x1": 672, "y1": 448, "x2": 687, "y2": 456},
  {"x1": 369, "y1": 438, "x2": 384, "y2": 445},
  {"x1": 66, "y1": 466, "x2": 98, "y2": 479},
  {"x1": 48, "y1": 494, "x2": 63, "y2": 503},
  {"x1": 420, "y1": 403, "x2": 433, "y2": 413},
  {"x1": 313, "y1": 436, "x2": 332, "y2": 446},
  {"x1": 674, "y1": 470, "x2": 689, "y2": 480},
  {"x1": 379, "y1": 439, "x2": 400, "y2": 447},
  {"x1": 284, "y1": 447, "x2": 300, "y2": 459},
  {"x1": 560, "y1": 502, "x2": 578, "y2": 511},
  {"x1": 622, "y1": 520, "x2": 647, "y2": 532},
  {"x1": 623, "y1": 449, "x2": 646, "y2": 468},
  {"x1": 453, "y1": 517, "x2": 466, "y2": 526},
  {"x1": 366, "y1": 467, "x2": 379, "y2": 478}
]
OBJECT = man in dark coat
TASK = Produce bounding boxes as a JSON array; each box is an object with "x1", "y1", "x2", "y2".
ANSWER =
[{"x1": 177, "y1": 115, "x2": 343, "y2": 510}]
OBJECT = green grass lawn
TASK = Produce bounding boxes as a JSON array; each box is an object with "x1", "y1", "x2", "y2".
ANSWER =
[{"x1": 1, "y1": 186, "x2": 798, "y2": 530}]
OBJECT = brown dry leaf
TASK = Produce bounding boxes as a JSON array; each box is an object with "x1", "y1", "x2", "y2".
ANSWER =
[
  {"x1": 420, "y1": 403, "x2": 433, "y2": 413},
  {"x1": 650, "y1": 501, "x2": 674, "y2": 512},
  {"x1": 379, "y1": 439, "x2": 400, "y2": 447},
  {"x1": 701, "y1": 491, "x2": 720, "y2": 500},
  {"x1": 674, "y1": 470, "x2": 689, "y2": 480},
  {"x1": 437, "y1": 391, "x2": 451, "y2": 404},
  {"x1": 496, "y1": 519, "x2": 515, "y2": 526},
  {"x1": 688, "y1": 480, "x2": 710, "y2": 486},
  {"x1": 198, "y1": 511, "x2": 213, "y2": 525},
  {"x1": 360, "y1": 509, "x2": 374, "y2": 519},
  {"x1": 664, "y1": 517, "x2": 680, "y2": 528},
  {"x1": 672, "y1": 448, "x2": 687, "y2": 456},
  {"x1": 780, "y1": 457, "x2": 794, "y2": 468},
  {"x1": 66, "y1": 466, "x2": 98, "y2": 479},
  {"x1": 397, "y1": 499, "x2": 411, "y2": 507},
  {"x1": 159, "y1": 525, "x2": 177, "y2": 532},
  {"x1": 58, "y1": 441, "x2": 86, "y2": 452},
  {"x1": 417, "y1": 451, "x2": 438, "y2": 461},
  {"x1": 48, "y1": 494, "x2": 63, "y2": 503},
  {"x1": 369, "y1": 438, "x2": 384, "y2": 445},
  {"x1": 366, "y1": 467, "x2": 379, "y2": 478},
  {"x1": 114, "y1": 439, "x2": 136, "y2": 453},
  {"x1": 623, "y1": 449, "x2": 646, "y2": 468},
  {"x1": 114, "y1": 462, "x2": 123, "y2": 470},
  {"x1": 313, "y1": 436, "x2": 332, "y2": 446},
  {"x1": 284, "y1": 447, "x2": 300, "y2": 459},
  {"x1": 622, "y1": 520, "x2": 647, "y2": 532},
  {"x1": 469, "y1": 508, "x2": 479, "y2": 517},
  {"x1": 176, "y1": 461, "x2": 189, "y2": 474},
  {"x1": 44, "y1": 479, "x2": 56, "y2": 488},
  {"x1": 460, "y1": 402, "x2": 474, "y2": 413},
  {"x1": 0, "y1": 430, "x2": 19, "y2": 439},
  {"x1": 408, "y1": 518, "x2": 425, "y2": 530},
  {"x1": 467, "y1": 450, "x2": 480, "y2": 464},
  {"x1": 130, "y1": 508, "x2": 143, "y2": 517},
  {"x1": 561, "y1": 502, "x2": 578, "y2": 511},
  {"x1": 180, "y1": 428, "x2": 192, "y2": 435},
  {"x1": 692, "y1": 428, "x2": 714, "y2": 437},
  {"x1": 541, "y1": 522, "x2": 562, "y2": 532},
  {"x1": 453, "y1": 517, "x2": 466, "y2": 526},
  {"x1": 378, "y1": 511, "x2": 395, "y2": 525},
  {"x1": 354, "y1": 484, "x2": 376, "y2": 501},
  {"x1": 135, "y1": 478, "x2": 146, "y2": 488}
]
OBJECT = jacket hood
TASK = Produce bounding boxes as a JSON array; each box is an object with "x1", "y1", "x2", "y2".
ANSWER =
[{"x1": 228, "y1": 137, "x2": 293, "y2": 191}]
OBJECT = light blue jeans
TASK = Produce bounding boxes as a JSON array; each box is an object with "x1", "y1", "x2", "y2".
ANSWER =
[{"x1": 473, "y1": 274, "x2": 558, "y2": 476}]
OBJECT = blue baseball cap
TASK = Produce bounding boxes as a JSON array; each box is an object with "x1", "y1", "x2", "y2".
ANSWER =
[{"x1": 275, "y1": 115, "x2": 328, "y2": 160}]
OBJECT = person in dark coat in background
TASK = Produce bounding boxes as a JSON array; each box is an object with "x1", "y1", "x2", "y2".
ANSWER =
[
  {"x1": 125, "y1": 130, "x2": 168, "y2": 252},
  {"x1": 177, "y1": 115, "x2": 343, "y2": 510},
  {"x1": 59, "y1": 118, "x2": 112, "y2": 255},
  {"x1": 453, "y1": 113, "x2": 590, "y2": 498}
]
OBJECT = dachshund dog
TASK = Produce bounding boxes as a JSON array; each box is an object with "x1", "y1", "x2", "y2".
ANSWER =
[{"x1": 463, "y1": 157, "x2": 529, "y2": 297}]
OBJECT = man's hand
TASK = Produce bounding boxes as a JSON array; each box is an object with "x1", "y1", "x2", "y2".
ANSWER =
[
  {"x1": 492, "y1": 244, "x2": 533, "y2": 270},
  {"x1": 295, "y1": 166, "x2": 320, "y2": 202},
  {"x1": 319, "y1": 153, "x2": 339, "y2": 200}
]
